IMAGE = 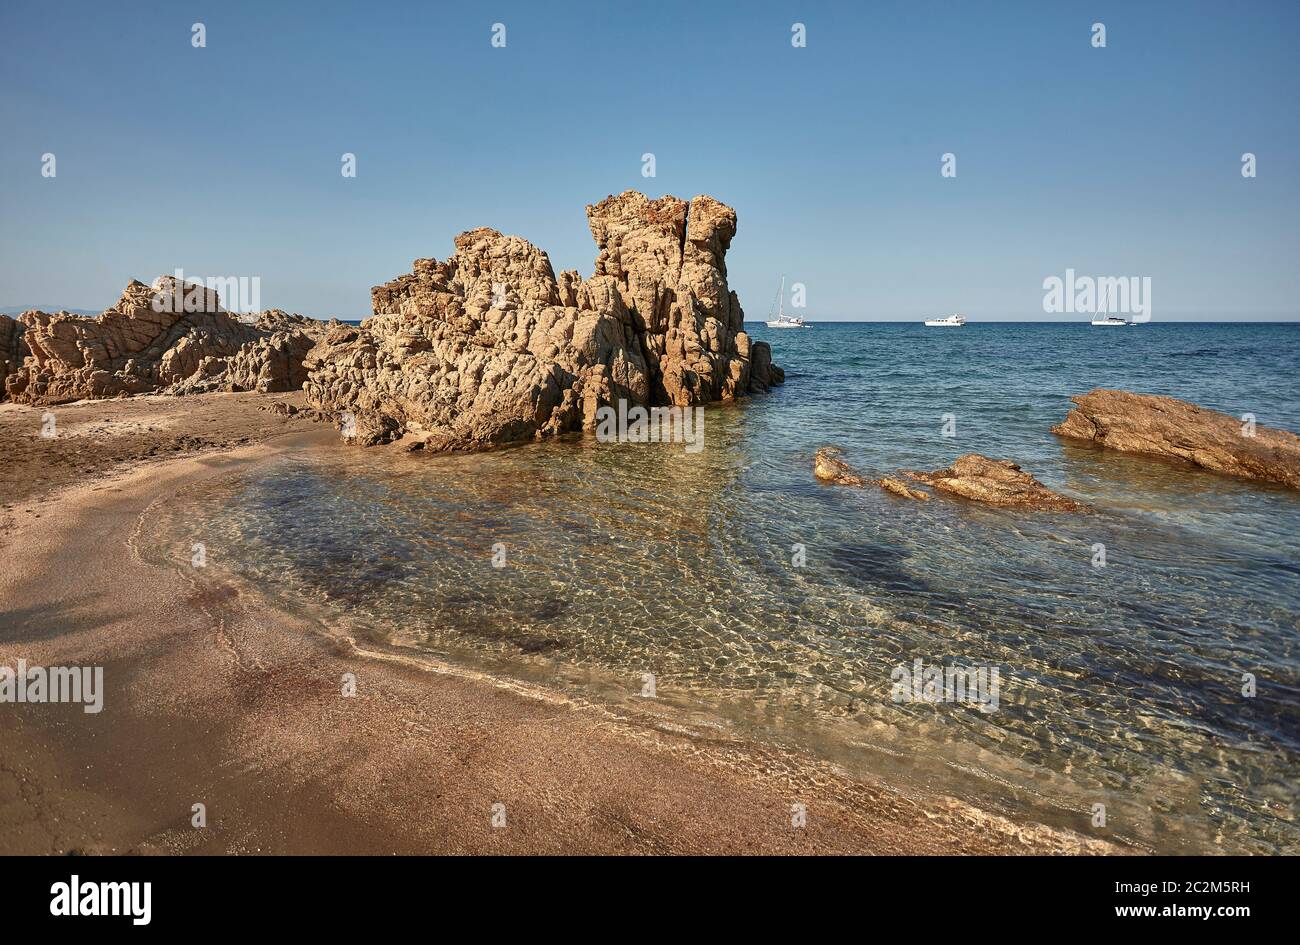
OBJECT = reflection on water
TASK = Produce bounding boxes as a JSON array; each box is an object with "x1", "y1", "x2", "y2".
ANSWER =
[{"x1": 142, "y1": 323, "x2": 1300, "y2": 854}]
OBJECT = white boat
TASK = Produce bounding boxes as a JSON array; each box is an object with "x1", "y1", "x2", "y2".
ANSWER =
[
  {"x1": 924, "y1": 313, "x2": 965, "y2": 327},
  {"x1": 1090, "y1": 315, "x2": 1130, "y2": 326},
  {"x1": 765, "y1": 275, "x2": 808, "y2": 328}
]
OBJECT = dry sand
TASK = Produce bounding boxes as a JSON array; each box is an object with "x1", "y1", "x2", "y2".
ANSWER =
[{"x1": 0, "y1": 392, "x2": 1124, "y2": 854}]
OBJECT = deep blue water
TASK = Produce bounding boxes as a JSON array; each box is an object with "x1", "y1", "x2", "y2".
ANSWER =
[{"x1": 145, "y1": 321, "x2": 1300, "y2": 853}]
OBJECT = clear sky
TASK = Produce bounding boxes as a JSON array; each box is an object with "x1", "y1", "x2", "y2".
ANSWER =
[{"x1": 1, "y1": 0, "x2": 1297, "y2": 321}]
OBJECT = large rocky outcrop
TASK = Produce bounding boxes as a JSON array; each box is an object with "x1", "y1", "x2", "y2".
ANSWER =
[
  {"x1": 3, "y1": 278, "x2": 326, "y2": 405},
  {"x1": 1052, "y1": 389, "x2": 1300, "y2": 489},
  {"x1": 304, "y1": 191, "x2": 783, "y2": 447}
]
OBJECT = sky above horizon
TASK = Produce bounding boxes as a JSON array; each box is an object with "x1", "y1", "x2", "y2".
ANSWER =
[{"x1": 1, "y1": 0, "x2": 1297, "y2": 322}]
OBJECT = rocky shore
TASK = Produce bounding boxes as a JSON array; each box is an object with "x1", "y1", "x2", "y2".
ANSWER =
[
  {"x1": 5, "y1": 195, "x2": 1292, "y2": 856},
  {"x1": 2, "y1": 192, "x2": 783, "y2": 457},
  {"x1": 1, "y1": 277, "x2": 326, "y2": 405}
]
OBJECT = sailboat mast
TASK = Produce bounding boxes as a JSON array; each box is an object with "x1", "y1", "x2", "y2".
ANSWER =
[{"x1": 778, "y1": 274, "x2": 785, "y2": 319}]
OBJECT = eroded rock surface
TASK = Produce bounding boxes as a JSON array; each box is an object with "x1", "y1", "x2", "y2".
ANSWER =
[
  {"x1": 0, "y1": 314, "x2": 27, "y2": 395},
  {"x1": 304, "y1": 191, "x2": 783, "y2": 447},
  {"x1": 3, "y1": 279, "x2": 326, "y2": 405},
  {"x1": 902, "y1": 454, "x2": 1091, "y2": 512},
  {"x1": 1052, "y1": 389, "x2": 1300, "y2": 490}
]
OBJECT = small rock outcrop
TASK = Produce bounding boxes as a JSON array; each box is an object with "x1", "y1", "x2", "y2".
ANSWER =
[
  {"x1": 3, "y1": 279, "x2": 326, "y2": 405},
  {"x1": 813, "y1": 446, "x2": 866, "y2": 485},
  {"x1": 1052, "y1": 389, "x2": 1300, "y2": 490},
  {"x1": 875, "y1": 475, "x2": 931, "y2": 501},
  {"x1": 815, "y1": 447, "x2": 1089, "y2": 511},
  {"x1": 304, "y1": 191, "x2": 783, "y2": 447},
  {"x1": 901, "y1": 454, "x2": 1091, "y2": 512}
]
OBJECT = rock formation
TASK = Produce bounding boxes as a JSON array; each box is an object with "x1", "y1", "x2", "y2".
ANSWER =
[
  {"x1": 162, "y1": 310, "x2": 322, "y2": 396},
  {"x1": 1052, "y1": 389, "x2": 1300, "y2": 490},
  {"x1": 900, "y1": 454, "x2": 1091, "y2": 512},
  {"x1": 0, "y1": 314, "x2": 26, "y2": 395},
  {"x1": 875, "y1": 475, "x2": 931, "y2": 501},
  {"x1": 813, "y1": 446, "x2": 866, "y2": 485},
  {"x1": 303, "y1": 191, "x2": 783, "y2": 447},
  {"x1": 814, "y1": 447, "x2": 1089, "y2": 511},
  {"x1": 3, "y1": 278, "x2": 325, "y2": 405}
]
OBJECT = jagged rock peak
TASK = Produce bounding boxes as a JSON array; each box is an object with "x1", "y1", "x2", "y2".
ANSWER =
[{"x1": 304, "y1": 191, "x2": 783, "y2": 448}]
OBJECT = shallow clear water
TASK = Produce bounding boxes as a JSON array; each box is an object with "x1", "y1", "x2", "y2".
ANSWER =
[{"x1": 142, "y1": 322, "x2": 1300, "y2": 853}]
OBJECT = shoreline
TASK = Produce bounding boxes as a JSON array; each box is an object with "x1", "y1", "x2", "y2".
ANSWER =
[{"x1": 0, "y1": 393, "x2": 1123, "y2": 854}]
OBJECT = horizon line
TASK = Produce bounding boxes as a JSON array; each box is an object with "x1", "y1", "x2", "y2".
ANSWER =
[{"x1": 4, "y1": 307, "x2": 1297, "y2": 326}]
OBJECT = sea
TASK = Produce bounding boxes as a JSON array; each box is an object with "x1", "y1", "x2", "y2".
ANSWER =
[{"x1": 138, "y1": 322, "x2": 1300, "y2": 854}]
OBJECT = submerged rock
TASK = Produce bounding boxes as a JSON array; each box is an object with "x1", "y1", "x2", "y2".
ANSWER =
[
  {"x1": 901, "y1": 454, "x2": 1091, "y2": 512},
  {"x1": 814, "y1": 448, "x2": 1079, "y2": 510},
  {"x1": 304, "y1": 191, "x2": 783, "y2": 447},
  {"x1": 3, "y1": 278, "x2": 326, "y2": 405},
  {"x1": 1052, "y1": 388, "x2": 1300, "y2": 490},
  {"x1": 813, "y1": 446, "x2": 866, "y2": 485},
  {"x1": 874, "y1": 475, "x2": 931, "y2": 501}
]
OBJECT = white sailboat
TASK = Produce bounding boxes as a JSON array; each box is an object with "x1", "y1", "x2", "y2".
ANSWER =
[
  {"x1": 1091, "y1": 296, "x2": 1132, "y2": 326},
  {"x1": 924, "y1": 313, "x2": 966, "y2": 327},
  {"x1": 765, "y1": 275, "x2": 807, "y2": 328}
]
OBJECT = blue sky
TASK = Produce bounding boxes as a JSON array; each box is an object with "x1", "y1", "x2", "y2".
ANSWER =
[{"x1": 1, "y1": 0, "x2": 1296, "y2": 321}]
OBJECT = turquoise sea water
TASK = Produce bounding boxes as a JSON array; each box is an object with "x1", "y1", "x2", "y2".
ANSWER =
[{"x1": 143, "y1": 322, "x2": 1300, "y2": 853}]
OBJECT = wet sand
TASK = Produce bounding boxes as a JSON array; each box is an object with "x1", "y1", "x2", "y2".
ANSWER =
[{"x1": 0, "y1": 393, "x2": 1123, "y2": 854}]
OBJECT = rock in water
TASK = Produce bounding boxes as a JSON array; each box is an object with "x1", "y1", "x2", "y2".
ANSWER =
[
  {"x1": 813, "y1": 446, "x2": 866, "y2": 485},
  {"x1": 902, "y1": 454, "x2": 1091, "y2": 512},
  {"x1": 814, "y1": 448, "x2": 1076, "y2": 509},
  {"x1": 874, "y1": 475, "x2": 931, "y2": 501},
  {"x1": 2, "y1": 278, "x2": 326, "y2": 405},
  {"x1": 303, "y1": 191, "x2": 784, "y2": 447},
  {"x1": 1052, "y1": 389, "x2": 1300, "y2": 489}
]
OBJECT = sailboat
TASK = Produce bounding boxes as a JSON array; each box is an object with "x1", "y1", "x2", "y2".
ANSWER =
[
  {"x1": 765, "y1": 275, "x2": 808, "y2": 328},
  {"x1": 1091, "y1": 297, "x2": 1133, "y2": 326}
]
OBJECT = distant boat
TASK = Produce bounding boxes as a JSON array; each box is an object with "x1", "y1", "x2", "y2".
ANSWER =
[
  {"x1": 924, "y1": 313, "x2": 966, "y2": 327},
  {"x1": 765, "y1": 275, "x2": 808, "y2": 328},
  {"x1": 1090, "y1": 315, "x2": 1131, "y2": 326}
]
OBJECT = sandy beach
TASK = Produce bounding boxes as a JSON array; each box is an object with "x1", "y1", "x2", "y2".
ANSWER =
[{"x1": 0, "y1": 392, "x2": 1121, "y2": 854}]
